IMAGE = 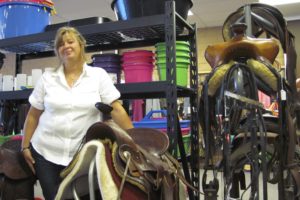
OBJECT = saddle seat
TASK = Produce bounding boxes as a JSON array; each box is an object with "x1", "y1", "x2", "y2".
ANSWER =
[{"x1": 205, "y1": 35, "x2": 279, "y2": 68}]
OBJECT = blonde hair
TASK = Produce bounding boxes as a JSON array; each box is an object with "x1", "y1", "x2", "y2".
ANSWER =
[{"x1": 54, "y1": 26, "x2": 87, "y2": 62}]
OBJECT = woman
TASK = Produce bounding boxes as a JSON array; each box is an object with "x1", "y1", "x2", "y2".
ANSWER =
[{"x1": 21, "y1": 26, "x2": 133, "y2": 200}]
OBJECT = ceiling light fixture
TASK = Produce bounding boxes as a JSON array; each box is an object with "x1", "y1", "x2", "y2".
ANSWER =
[{"x1": 259, "y1": 0, "x2": 300, "y2": 5}]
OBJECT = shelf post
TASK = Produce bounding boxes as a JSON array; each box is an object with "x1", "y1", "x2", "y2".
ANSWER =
[
  {"x1": 165, "y1": 0, "x2": 178, "y2": 157},
  {"x1": 165, "y1": 1, "x2": 196, "y2": 200},
  {"x1": 189, "y1": 23, "x2": 200, "y2": 199}
]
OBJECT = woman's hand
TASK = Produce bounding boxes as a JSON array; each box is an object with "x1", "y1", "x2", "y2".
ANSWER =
[{"x1": 22, "y1": 149, "x2": 36, "y2": 174}]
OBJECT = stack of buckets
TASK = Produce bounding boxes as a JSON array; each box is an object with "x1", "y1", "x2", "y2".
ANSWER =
[
  {"x1": 0, "y1": 0, "x2": 55, "y2": 39},
  {"x1": 155, "y1": 41, "x2": 190, "y2": 87},
  {"x1": 91, "y1": 53, "x2": 121, "y2": 84},
  {"x1": 121, "y1": 50, "x2": 155, "y2": 83},
  {"x1": 121, "y1": 50, "x2": 155, "y2": 121}
]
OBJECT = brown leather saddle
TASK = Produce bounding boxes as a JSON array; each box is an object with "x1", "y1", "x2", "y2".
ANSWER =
[
  {"x1": 82, "y1": 121, "x2": 185, "y2": 200},
  {"x1": 0, "y1": 139, "x2": 35, "y2": 200},
  {"x1": 205, "y1": 34, "x2": 279, "y2": 68},
  {"x1": 0, "y1": 139, "x2": 33, "y2": 180},
  {"x1": 204, "y1": 24, "x2": 281, "y2": 97}
]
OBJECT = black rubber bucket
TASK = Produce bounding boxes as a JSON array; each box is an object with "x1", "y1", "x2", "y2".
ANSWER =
[{"x1": 111, "y1": 0, "x2": 193, "y2": 21}]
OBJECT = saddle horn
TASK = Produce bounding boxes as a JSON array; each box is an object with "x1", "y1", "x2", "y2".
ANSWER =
[{"x1": 95, "y1": 102, "x2": 113, "y2": 121}]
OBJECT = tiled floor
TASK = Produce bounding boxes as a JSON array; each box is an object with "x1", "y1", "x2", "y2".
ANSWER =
[{"x1": 34, "y1": 171, "x2": 281, "y2": 200}]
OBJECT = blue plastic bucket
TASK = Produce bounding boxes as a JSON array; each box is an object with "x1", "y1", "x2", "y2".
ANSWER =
[
  {"x1": 0, "y1": 2, "x2": 52, "y2": 39},
  {"x1": 133, "y1": 110, "x2": 190, "y2": 128}
]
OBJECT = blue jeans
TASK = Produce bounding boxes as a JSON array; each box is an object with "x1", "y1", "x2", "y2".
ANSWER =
[{"x1": 31, "y1": 145, "x2": 66, "y2": 200}]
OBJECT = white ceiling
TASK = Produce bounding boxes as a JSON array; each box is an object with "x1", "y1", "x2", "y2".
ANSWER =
[{"x1": 51, "y1": 0, "x2": 300, "y2": 28}]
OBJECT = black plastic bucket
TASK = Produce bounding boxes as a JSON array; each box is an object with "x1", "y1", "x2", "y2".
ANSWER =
[{"x1": 111, "y1": 0, "x2": 193, "y2": 21}]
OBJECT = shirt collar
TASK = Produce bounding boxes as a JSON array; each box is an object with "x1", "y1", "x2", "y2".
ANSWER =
[{"x1": 52, "y1": 62, "x2": 91, "y2": 78}]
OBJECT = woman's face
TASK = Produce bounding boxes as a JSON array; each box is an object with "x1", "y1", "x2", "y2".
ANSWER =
[{"x1": 57, "y1": 33, "x2": 82, "y2": 63}]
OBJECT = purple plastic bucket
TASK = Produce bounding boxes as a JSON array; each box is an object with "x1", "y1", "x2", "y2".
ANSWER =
[
  {"x1": 0, "y1": 1, "x2": 52, "y2": 39},
  {"x1": 93, "y1": 61, "x2": 121, "y2": 67},
  {"x1": 93, "y1": 62, "x2": 121, "y2": 84},
  {"x1": 92, "y1": 53, "x2": 121, "y2": 63},
  {"x1": 104, "y1": 67, "x2": 121, "y2": 84}
]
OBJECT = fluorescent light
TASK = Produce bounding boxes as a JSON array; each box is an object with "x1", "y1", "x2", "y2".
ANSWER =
[
  {"x1": 259, "y1": 0, "x2": 300, "y2": 5},
  {"x1": 188, "y1": 10, "x2": 193, "y2": 16}
]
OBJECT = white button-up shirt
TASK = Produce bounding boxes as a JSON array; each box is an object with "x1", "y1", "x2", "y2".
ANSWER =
[{"x1": 29, "y1": 63, "x2": 120, "y2": 166}]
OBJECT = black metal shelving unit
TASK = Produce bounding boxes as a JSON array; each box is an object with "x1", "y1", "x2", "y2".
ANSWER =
[
  {"x1": 0, "y1": 82, "x2": 196, "y2": 100},
  {"x1": 0, "y1": 2, "x2": 199, "y2": 199}
]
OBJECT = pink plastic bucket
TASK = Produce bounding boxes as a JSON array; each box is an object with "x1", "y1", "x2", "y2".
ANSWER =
[
  {"x1": 122, "y1": 64, "x2": 153, "y2": 83},
  {"x1": 122, "y1": 56, "x2": 154, "y2": 64},
  {"x1": 122, "y1": 50, "x2": 154, "y2": 58}
]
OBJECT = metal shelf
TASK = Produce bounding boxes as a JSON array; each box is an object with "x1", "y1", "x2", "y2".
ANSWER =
[
  {"x1": 0, "y1": 82, "x2": 196, "y2": 101},
  {"x1": 0, "y1": 14, "x2": 191, "y2": 54},
  {"x1": 117, "y1": 82, "x2": 196, "y2": 99},
  {"x1": 0, "y1": 89, "x2": 32, "y2": 100}
]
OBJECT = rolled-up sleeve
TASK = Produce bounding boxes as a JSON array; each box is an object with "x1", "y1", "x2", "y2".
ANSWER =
[
  {"x1": 99, "y1": 69, "x2": 120, "y2": 105},
  {"x1": 29, "y1": 76, "x2": 45, "y2": 110}
]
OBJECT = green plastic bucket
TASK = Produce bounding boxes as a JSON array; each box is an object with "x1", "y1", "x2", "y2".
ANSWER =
[
  {"x1": 156, "y1": 50, "x2": 190, "y2": 58},
  {"x1": 177, "y1": 134, "x2": 191, "y2": 156},
  {"x1": 155, "y1": 45, "x2": 190, "y2": 52},
  {"x1": 158, "y1": 63, "x2": 188, "y2": 87},
  {"x1": 155, "y1": 40, "x2": 190, "y2": 52},
  {"x1": 156, "y1": 56, "x2": 190, "y2": 64},
  {"x1": 155, "y1": 40, "x2": 190, "y2": 47},
  {"x1": 0, "y1": 135, "x2": 12, "y2": 145}
]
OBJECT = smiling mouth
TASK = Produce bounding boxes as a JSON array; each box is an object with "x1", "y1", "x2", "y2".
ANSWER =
[{"x1": 63, "y1": 50, "x2": 73, "y2": 56}]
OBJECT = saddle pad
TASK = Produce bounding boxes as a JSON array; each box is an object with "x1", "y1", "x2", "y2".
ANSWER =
[
  {"x1": 55, "y1": 140, "x2": 118, "y2": 200},
  {"x1": 207, "y1": 59, "x2": 278, "y2": 96},
  {"x1": 207, "y1": 60, "x2": 236, "y2": 96},
  {"x1": 247, "y1": 59, "x2": 277, "y2": 91}
]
